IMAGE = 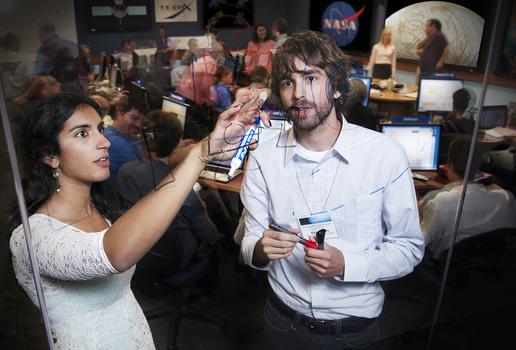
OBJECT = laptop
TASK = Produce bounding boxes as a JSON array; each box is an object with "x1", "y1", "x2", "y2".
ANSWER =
[{"x1": 199, "y1": 158, "x2": 243, "y2": 183}]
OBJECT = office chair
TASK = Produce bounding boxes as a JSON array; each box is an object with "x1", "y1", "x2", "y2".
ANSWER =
[
  {"x1": 437, "y1": 227, "x2": 516, "y2": 289},
  {"x1": 134, "y1": 247, "x2": 227, "y2": 350}
]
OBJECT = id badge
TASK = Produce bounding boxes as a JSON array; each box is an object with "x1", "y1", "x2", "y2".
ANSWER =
[{"x1": 297, "y1": 212, "x2": 338, "y2": 243}]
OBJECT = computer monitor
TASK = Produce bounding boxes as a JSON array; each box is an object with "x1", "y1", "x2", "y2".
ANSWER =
[
  {"x1": 133, "y1": 48, "x2": 157, "y2": 67},
  {"x1": 480, "y1": 105, "x2": 507, "y2": 130},
  {"x1": 128, "y1": 81, "x2": 147, "y2": 106},
  {"x1": 417, "y1": 77, "x2": 464, "y2": 112},
  {"x1": 162, "y1": 96, "x2": 189, "y2": 131},
  {"x1": 349, "y1": 76, "x2": 372, "y2": 107},
  {"x1": 381, "y1": 124, "x2": 441, "y2": 171}
]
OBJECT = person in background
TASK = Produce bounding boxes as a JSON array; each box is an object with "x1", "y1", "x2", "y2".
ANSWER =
[
  {"x1": 103, "y1": 94, "x2": 146, "y2": 183},
  {"x1": 210, "y1": 66, "x2": 233, "y2": 111},
  {"x1": 345, "y1": 79, "x2": 377, "y2": 130},
  {"x1": 271, "y1": 18, "x2": 289, "y2": 50},
  {"x1": 34, "y1": 22, "x2": 78, "y2": 76},
  {"x1": 421, "y1": 136, "x2": 516, "y2": 260},
  {"x1": 75, "y1": 44, "x2": 94, "y2": 89},
  {"x1": 367, "y1": 27, "x2": 397, "y2": 80},
  {"x1": 416, "y1": 18, "x2": 449, "y2": 78},
  {"x1": 206, "y1": 25, "x2": 226, "y2": 65},
  {"x1": 241, "y1": 31, "x2": 424, "y2": 350},
  {"x1": 115, "y1": 111, "x2": 218, "y2": 272},
  {"x1": 245, "y1": 24, "x2": 275, "y2": 74},
  {"x1": 13, "y1": 75, "x2": 62, "y2": 113},
  {"x1": 235, "y1": 65, "x2": 269, "y2": 101},
  {"x1": 155, "y1": 25, "x2": 168, "y2": 51},
  {"x1": 442, "y1": 88, "x2": 474, "y2": 133}
]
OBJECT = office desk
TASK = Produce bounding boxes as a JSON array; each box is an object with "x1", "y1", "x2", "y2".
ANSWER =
[
  {"x1": 370, "y1": 89, "x2": 417, "y2": 118},
  {"x1": 198, "y1": 174, "x2": 243, "y2": 194},
  {"x1": 413, "y1": 171, "x2": 446, "y2": 192}
]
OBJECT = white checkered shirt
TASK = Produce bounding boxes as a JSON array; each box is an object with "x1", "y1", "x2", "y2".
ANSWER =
[{"x1": 241, "y1": 118, "x2": 424, "y2": 319}]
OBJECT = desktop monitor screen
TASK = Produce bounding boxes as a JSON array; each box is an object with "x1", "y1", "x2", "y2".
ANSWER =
[
  {"x1": 129, "y1": 81, "x2": 147, "y2": 106},
  {"x1": 349, "y1": 76, "x2": 372, "y2": 107},
  {"x1": 162, "y1": 96, "x2": 189, "y2": 131},
  {"x1": 480, "y1": 105, "x2": 507, "y2": 130},
  {"x1": 381, "y1": 124, "x2": 441, "y2": 171},
  {"x1": 133, "y1": 48, "x2": 157, "y2": 66},
  {"x1": 417, "y1": 78, "x2": 464, "y2": 112}
]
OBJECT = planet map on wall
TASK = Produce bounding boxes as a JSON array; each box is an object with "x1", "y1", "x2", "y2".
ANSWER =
[{"x1": 385, "y1": 1, "x2": 484, "y2": 68}]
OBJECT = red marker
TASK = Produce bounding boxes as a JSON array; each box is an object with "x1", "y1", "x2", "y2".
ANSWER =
[{"x1": 269, "y1": 223, "x2": 318, "y2": 249}]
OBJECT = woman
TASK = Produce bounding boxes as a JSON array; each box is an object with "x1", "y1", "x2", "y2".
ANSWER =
[
  {"x1": 367, "y1": 27, "x2": 397, "y2": 80},
  {"x1": 244, "y1": 23, "x2": 276, "y2": 74},
  {"x1": 9, "y1": 92, "x2": 267, "y2": 348}
]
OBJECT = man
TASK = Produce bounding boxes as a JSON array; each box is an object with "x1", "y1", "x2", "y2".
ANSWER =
[
  {"x1": 416, "y1": 19, "x2": 449, "y2": 77},
  {"x1": 104, "y1": 94, "x2": 146, "y2": 183},
  {"x1": 442, "y1": 89, "x2": 474, "y2": 133},
  {"x1": 34, "y1": 22, "x2": 78, "y2": 77},
  {"x1": 421, "y1": 136, "x2": 516, "y2": 260},
  {"x1": 271, "y1": 18, "x2": 289, "y2": 50},
  {"x1": 241, "y1": 31, "x2": 424, "y2": 349}
]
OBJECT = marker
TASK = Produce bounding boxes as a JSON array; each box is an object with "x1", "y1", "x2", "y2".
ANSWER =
[
  {"x1": 227, "y1": 91, "x2": 268, "y2": 180},
  {"x1": 269, "y1": 222, "x2": 318, "y2": 249}
]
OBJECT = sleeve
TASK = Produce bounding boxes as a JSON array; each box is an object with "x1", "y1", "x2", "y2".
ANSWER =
[
  {"x1": 240, "y1": 153, "x2": 272, "y2": 270},
  {"x1": 337, "y1": 144, "x2": 425, "y2": 283},
  {"x1": 391, "y1": 46, "x2": 397, "y2": 78},
  {"x1": 367, "y1": 45, "x2": 377, "y2": 75},
  {"x1": 181, "y1": 191, "x2": 217, "y2": 243},
  {"x1": 420, "y1": 197, "x2": 446, "y2": 259},
  {"x1": 13, "y1": 217, "x2": 118, "y2": 281}
]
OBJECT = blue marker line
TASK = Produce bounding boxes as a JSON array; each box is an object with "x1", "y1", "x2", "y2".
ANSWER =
[
  {"x1": 391, "y1": 166, "x2": 410, "y2": 184},
  {"x1": 369, "y1": 187, "x2": 385, "y2": 195}
]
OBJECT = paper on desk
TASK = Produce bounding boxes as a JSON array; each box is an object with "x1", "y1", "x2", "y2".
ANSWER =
[
  {"x1": 403, "y1": 92, "x2": 418, "y2": 98},
  {"x1": 485, "y1": 127, "x2": 516, "y2": 138}
]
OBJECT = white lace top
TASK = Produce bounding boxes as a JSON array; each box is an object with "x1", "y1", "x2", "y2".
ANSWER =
[{"x1": 10, "y1": 214, "x2": 155, "y2": 349}]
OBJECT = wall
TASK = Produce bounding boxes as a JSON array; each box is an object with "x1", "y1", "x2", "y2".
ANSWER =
[{"x1": 74, "y1": 0, "x2": 310, "y2": 54}]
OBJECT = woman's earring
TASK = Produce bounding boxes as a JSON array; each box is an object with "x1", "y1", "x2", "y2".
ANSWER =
[{"x1": 52, "y1": 170, "x2": 61, "y2": 193}]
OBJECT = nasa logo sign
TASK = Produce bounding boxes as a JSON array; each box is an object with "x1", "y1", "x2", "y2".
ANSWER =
[{"x1": 321, "y1": 1, "x2": 365, "y2": 47}]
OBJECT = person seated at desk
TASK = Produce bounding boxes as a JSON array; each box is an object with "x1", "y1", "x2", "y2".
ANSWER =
[
  {"x1": 210, "y1": 65, "x2": 233, "y2": 111},
  {"x1": 115, "y1": 111, "x2": 218, "y2": 271},
  {"x1": 104, "y1": 94, "x2": 146, "y2": 183},
  {"x1": 367, "y1": 27, "x2": 396, "y2": 80},
  {"x1": 421, "y1": 136, "x2": 516, "y2": 260},
  {"x1": 345, "y1": 79, "x2": 377, "y2": 130},
  {"x1": 442, "y1": 88, "x2": 474, "y2": 134}
]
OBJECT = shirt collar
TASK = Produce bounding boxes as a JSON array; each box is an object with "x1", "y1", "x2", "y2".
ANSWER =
[{"x1": 284, "y1": 115, "x2": 354, "y2": 164}]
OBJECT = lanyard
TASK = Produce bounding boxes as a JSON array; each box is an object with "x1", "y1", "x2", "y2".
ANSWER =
[{"x1": 294, "y1": 156, "x2": 341, "y2": 215}]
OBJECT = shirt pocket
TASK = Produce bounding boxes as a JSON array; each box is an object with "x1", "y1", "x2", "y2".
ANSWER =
[{"x1": 330, "y1": 191, "x2": 383, "y2": 248}]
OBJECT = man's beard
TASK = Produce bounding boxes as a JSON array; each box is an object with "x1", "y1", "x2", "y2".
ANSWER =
[{"x1": 286, "y1": 98, "x2": 334, "y2": 132}]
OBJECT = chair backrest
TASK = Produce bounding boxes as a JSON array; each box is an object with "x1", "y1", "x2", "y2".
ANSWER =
[{"x1": 439, "y1": 227, "x2": 516, "y2": 287}]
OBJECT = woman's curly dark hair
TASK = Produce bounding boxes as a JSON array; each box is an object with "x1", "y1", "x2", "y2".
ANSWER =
[
  {"x1": 9, "y1": 93, "x2": 113, "y2": 230},
  {"x1": 270, "y1": 31, "x2": 351, "y2": 113}
]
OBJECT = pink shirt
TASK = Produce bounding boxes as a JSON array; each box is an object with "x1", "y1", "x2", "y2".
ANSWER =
[{"x1": 245, "y1": 40, "x2": 275, "y2": 73}]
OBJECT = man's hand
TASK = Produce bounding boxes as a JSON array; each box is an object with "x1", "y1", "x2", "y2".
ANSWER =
[
  {"x1": 304, "y1": 243, "x2": 345, "y2": 278},
  {"x1": 252, "y1": 229, "x2": 299, "y2": 267}
]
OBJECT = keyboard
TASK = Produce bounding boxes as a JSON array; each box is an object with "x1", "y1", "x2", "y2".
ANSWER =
[{"x1": 200, "y1": 164, "x2": 242, "y2": 183}]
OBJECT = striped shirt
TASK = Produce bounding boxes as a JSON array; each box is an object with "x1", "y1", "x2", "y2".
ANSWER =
[{"x1": 241, "y1": 118, "x2": 424, "y2": 319}]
